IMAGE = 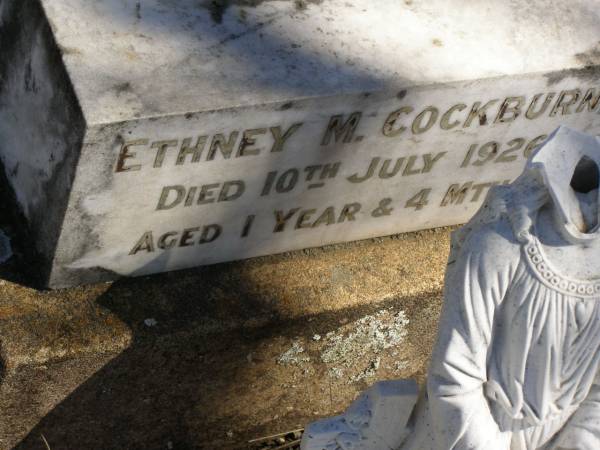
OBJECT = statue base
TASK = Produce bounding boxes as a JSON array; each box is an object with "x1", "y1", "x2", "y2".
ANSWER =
[{"x1": 301, "y1": 380, "x2": 419, "y2": 450}]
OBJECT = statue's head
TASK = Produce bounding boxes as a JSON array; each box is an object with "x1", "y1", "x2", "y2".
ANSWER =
[
  {"x1": 526, "y1": 126, "x2": 600, "y2": 241},
  {"x1": 451, "y1": 127, "x2": 600, "y2": 257}
]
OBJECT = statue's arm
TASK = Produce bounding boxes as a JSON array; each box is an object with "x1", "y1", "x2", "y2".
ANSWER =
[
  {"x1": 546, "y1": 373, "x2": 600, "y2": 450},
  {"x1": 427, "y1": 224, "x2": 516, "y2": 450}
]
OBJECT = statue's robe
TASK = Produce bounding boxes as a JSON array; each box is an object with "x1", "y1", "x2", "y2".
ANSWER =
[{"x1": 420, "y1": 211, "x2": 600, "y2": 450}]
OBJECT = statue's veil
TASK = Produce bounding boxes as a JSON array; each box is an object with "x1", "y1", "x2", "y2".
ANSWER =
[{"x1": 448, "y1": 126, "x2": 600, "y2": 263}]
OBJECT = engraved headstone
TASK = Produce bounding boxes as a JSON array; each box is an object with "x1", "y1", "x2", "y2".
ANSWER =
[{"x1": 2, "y1": 0, "x2": 600, "y2": 287}]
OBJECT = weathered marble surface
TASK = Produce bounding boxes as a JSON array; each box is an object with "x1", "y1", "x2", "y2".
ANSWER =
[
  {"x1": 2, "y1": 0, "x2": 600, "y2": 286},
  {"x1": 38, "y1": 0, "x2": 600, "y2": 124},
  {"x1": 302, "y1": 380, "x2": 418, "y2": 450}
]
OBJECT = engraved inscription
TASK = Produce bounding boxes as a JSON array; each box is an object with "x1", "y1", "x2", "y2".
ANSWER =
[{"x1": 77, "y1": 77, "x2": 600, "y2": 277}]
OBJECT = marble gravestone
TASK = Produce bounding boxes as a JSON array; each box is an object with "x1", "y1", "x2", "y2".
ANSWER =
[
  {"x1": 302, "y1": 127, "x2": 600, "y2": 450},
  {"x1": 2, "y1": 1, "x2": 600, "y2": 287}
]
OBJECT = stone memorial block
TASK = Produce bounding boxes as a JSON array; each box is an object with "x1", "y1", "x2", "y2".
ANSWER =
[{"x1": 2, "y1": 0, "x2": 600, "y2": 287}]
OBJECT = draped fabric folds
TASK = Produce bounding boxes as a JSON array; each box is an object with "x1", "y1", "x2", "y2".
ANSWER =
[{"x1": 422, "y1": 215, "x2": 600, "y2": 450}]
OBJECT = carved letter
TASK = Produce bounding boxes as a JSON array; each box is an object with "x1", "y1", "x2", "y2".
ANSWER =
[
  {"x1": 176, "y1": 137, "x2": 207, "y2": 165},
  {"x1": 156, "y1": 185, "x2": 186, "y2": 210},
  {"x1": 440, "y1": 182, "x2": 473, "y2": 206},
  {"x1": 412, "y1": 106, "x2": 439, "y2": 134},
  {"x1": 550, "y1": 89, "x2": 581, "y2": 116},
  {"x1": 463, "y1": 100, "x2": 499, "y2": 127},
  {"x1": 151, "y1": 140, "x2": 178, "y2": 168},
  {"x1": 237, "y1": 128, "x2": 266, "y2": 157},
  {"x1": 422, "y1": 152, "x2": 447, "y2": 173},
  {"x1": 271, "y1": 123, "x2": 303, "y2": 152},
  {"x1": 199, "y1": 225, "x2": 222, "y2": 244},
  {"x1": 322, "y1": 112, "x2": 362, "y2": 145},
  {"x1": 129, "y1": 231, "x2": 155, "y2": 255},
  {"x1": 494, "y1": 96, "x2": 525, "y2": 123},
  {"x1": 338, "y1": 203, "x2": 361, "y2": 222},
  {"x1": 116, "y1": 139, "x2": 147, "y2": 173},
  {"x1": 526, "y1": 92, "x2": 556, "y2": 120},
  {"x1": 207, "y1": 132, "x2": 239, "y2": 160},
  {"x1": 576, "y1": 88, "x2": 600, "y2": 113},
  {"x1": 440, "y1": 104, "x2": 467, "y2": 130},
  {"x1": 347, "y1": 158, "x2": 380, "y2": 183},
  {"x1": 179, "y1": 227, "x2": 200, "y2": 247},
  {"x1": 157, "y1": 232, "x2": 178, "y2": 250},
  {"x1": 382, "y1": 106, "x2": 413, "y2": 137},
  {"x1": 218, "y1": 181, "x2": 245, "y2": 202},
  {"x1": 296, "y1": 209, "x2": 317, "y2": 229},
  {"x1": 274, "y1": 208, "x2": 300, "y2": 232}
]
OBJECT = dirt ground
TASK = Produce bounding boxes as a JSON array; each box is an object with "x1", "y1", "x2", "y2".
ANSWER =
[{"x1": 0, "y1": 176, "x2": 451, "y2": 449}]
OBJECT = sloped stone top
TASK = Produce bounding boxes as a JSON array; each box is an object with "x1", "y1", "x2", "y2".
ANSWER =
[{"x1": 40, "y1": 0, "x2": 600, "y2": 124}]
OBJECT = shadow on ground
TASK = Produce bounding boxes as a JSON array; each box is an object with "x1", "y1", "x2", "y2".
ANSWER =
[
  {"x1": 8, "y1": 268, "x2": 438, "y2": 450},
  {"x1": 11, "y1": 269, "x2": 295, "y2": 450}
]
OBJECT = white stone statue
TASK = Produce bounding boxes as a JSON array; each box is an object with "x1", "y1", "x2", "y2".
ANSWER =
[{"x1": 302, "y1": 126, "x2": 600, "y2": 450}]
